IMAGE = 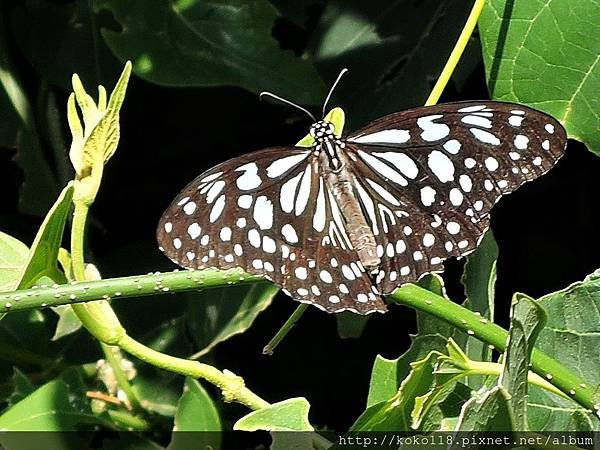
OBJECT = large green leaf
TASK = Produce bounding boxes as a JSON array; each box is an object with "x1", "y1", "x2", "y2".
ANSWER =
[
  {"x1": 187, "y1": 282, "x2": 278, "y2": 358},
  {"x1": 93, "y1": 0, "x2": 325, "y2": 103},
  {"x1": 479, "y1": 0, "x2": 600, "y2": 154},
  {"x1": 460, "y1": 231, "x2": 498, "y2": 388},
  {"x1": 169, "y1": 378, "x2": 221, "y2": 450},
  {"x1": 0, "y1": 231, "x2": 29, "y2": 292},
  {"x1": 309, "y1": 0, "x2": 478, "y2": 127},
  {"x1": 0, "y1": 369, "x2": 99, "y2": 432},
  {"x1": 527, "y1": 271, "x2": 600, "y2": 430},
  {"x1": 500, "y1": 294, "x2": 546, "y2": 431}
]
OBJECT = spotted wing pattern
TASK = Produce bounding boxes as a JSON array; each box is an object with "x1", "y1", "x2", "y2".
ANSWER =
[
  {"x1": 157, "y1": 147, "x2": 385, "y2": 314},
  {"x1": 158, "y1": 101, "x2": 567, "y2": 314},
  {"x1": 345, "y1": 101, "x2": 567, "y2": 293}
]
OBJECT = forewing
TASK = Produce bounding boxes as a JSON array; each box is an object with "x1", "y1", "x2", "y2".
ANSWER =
[
  {"x1": 345, "y1": 101, "x2": 567, "y2": 293},
  {"x1": 157, "y1": 147, "x2": 385, "y2": 314}
]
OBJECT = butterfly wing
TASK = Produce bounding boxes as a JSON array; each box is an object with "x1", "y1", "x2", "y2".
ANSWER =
[
  {"x1": 344, "y1": 101, "x2": 567, "y2": 293},
  {"x1": 157, "y1": 147, "x2": 385, "y2": 314}
]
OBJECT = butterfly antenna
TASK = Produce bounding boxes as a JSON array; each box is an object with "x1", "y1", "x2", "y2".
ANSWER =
[
  {"x1": 259, "y1": 91, "x2": 316, "y2": 122},
  {"x1": 322, "y1": 68, "x2": 349, "y2": 117}
]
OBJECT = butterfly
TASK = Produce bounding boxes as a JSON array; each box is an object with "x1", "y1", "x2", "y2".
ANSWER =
[{"x1": 157, "y1": 75, "x2": 567, "y2": 315}]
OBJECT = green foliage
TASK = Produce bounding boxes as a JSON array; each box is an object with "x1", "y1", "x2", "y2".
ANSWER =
[
  {"x1": 500, "y1": 294, "x2": 546, "y2": 430},
  {"x1": 234, "y1": 397, "x2": 314, "y2": 431},
  {"x1": 169, "y1": 378, "x2": 221, "y2": 450},
  {"x1": 479, "y1": 0, "x2": 600, "y2": 154},
  {"x1": 93, "y1": 0, "x2": 325, "y2": 103},
  {"x1": 0, "y1": 0, "x2": 598, "y2": 446}
]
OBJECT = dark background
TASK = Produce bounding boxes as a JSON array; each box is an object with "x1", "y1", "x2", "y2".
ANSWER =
[{"x1": 0, "y1": 0, "x2": 598, "y2": 435}]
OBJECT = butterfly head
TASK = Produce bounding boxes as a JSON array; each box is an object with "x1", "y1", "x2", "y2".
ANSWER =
[{"x1": 309, "y1": 120, "x2": 335, "y2": 142}]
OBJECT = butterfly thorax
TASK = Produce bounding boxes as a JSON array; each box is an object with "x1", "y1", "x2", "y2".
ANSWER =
[{"x1": 312, "y1": 121, "x2": 381, "y2": 275}]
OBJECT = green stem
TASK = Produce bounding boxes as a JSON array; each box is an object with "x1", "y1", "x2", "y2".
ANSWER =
[
  {"x1": 1, "y1": 275, "x2": 596, "y2": 413},
  {"x1": 425, "y1": 0, "x2": 486, "y2": 105},
  {"x1": 68, "y1": 201, "x2": 270, "y2": 412},
  {"x1": 101, "y1": 343, "x2": 141, "y2": 410},
  {"x1": 262, "y1": 304, "x2": 308, "y2": 355},
  {"x1": 390, "y1": 284, "x2": 598, "y2": 413},
  {"x1": 118, "y1": 334, "x2": 270, "y2": 410}
]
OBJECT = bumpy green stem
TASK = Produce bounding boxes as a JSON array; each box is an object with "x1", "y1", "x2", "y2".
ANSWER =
[
  {"x1": 390, "y1": 285, "x2": 598, "y2": 414},
  {"x1": 0, "y1": 276, "x2": 596, "y2": 413}
]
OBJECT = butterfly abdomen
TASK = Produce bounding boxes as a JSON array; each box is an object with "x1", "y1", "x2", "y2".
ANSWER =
[{"x1": 321, "y1": 147, "x2": 381, "y2": 273}]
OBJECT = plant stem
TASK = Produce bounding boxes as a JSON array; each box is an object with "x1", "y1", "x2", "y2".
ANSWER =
[
  {"x1": 118, "y1": 334, "x2": 270, "y2": 410},
  {"x1": 101, "y1": 343, "x2": 141, "y2": 410},
  {"x1": 263, "y1": 304, "x2": 308, "y2": 355},
  {"x1": 425, "y1": 0, "x2": 486, "y2": 106},
  {"x1": 68, "y1": 200, "x2": 271, "y2": 412},
  {"x1": 390, "y1": 284, "x2": 598, "y2": 413},
  {"x1": 1, "y1": 275, "x2": 596, "y2": 413}
]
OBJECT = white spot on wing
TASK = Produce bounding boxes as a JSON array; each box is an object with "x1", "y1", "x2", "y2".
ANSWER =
[
  {"x1": 209, "y1": 195, "x2": 226, "y2": 222},
  {"x1": 443, "y1": 139, "x2": 461, "y2": 154},
  {"x1": 365, "y1": 178, "x2": 401, "y2": 205},
  {"x1": 295, "y1": 165, "x2": 312, "y2": 215},
  {"x1": 417, "y1": 115, "x2": 450, "y2": 141},
  {"x1": 235, "y1": 163, "x2": 261, "y2": 190},
  {"x1": 187, "y1": 223, "x2": 201, "y2": 239},
  {"x1": 372, "y1": 152, "x2": 419, "y2": 179},
  {"x1": 458, "y1": 105, "x2": 486, "y2": 112},
  {"x1": 206, "y1": 181, "x2": 226, "y2": 203},
  {"x1": 313, "y1": 178, "x2": 326, "y2": 232},
  {"x1": 280, "y1": 172, "x2": 303, "y2": 213},
  {"x1": 350, "y1": 129, "x2": 410, "y2": 144},
  {"x1": 266, "y1": 153, "x2": 309, "y2": 178},
  {"x1": 357, "y1": 150, "x2": 408, "y2": 186},
  {"x1": 428, "y1": 150, "x2": 455, "y2": 182},
  {"x1": 514, "y1": 135, "x2": 529, "y2": 150},
  {"x1": 281, "y1": 224, "x2": 298, "y2": 243},
  {"x1": 470, "y1": 128, "x2": 500, "y2": 145},
  {"x1": 461, "y1": 115, "x2": 492, "y2": 128},
  {"x1": 420, "y1": 186, "x2": 436, "y2": 206},
  {"x1": 253, "y1": 196, "x2": 274, "y2": 230}
]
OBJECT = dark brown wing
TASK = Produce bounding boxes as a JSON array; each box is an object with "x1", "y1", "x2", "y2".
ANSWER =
[
  {"x1": 157, "y1": 147, "x2": 386, "y2": 314},
  {"x1": 344, "y1": 101, "x2": 567, "y2": 293}
]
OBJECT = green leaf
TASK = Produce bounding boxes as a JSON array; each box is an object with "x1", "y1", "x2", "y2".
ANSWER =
[
  {"x1": 0, "y1": 231, "x2": 29, "y2": 292},
  {"x1": 383, "y1": 274, "x2": 454, "y2": 386},
  {"x1": 479, "y1": 0, "x2": 600, "y2": 154},
  {"x1": 452, "y1": 387, "x2": 515, "y2": 436},
  {"x1": 527, "y1": 271, "x2": 600, "y2": 430},
  {"x1": 15, "y1": 183, "x2": 74, "y2": 290},
  {"x1": 500, "y1": 293, "x2": 547, "y2": 431},
  {"x1": 93, "y1": 0, "x2": 325, "y2": 104},
  {"x1": 309, "y1": 0, "x2": 477, "y2": 127},
  {"x1": 51, "y1": 306, "x2": 83, "y2": 341},
  {"x1": 350, "y1": 352, "x2": 437, "y2": 432},
  {"x1": 234, "y1": 398, "x2": 314, "y2": 431},
  {"x1": 169, "y1": 378, "x2": 221, "y2": 450},
  {"x1": 0, "y1": 369, "x2": 99, "y2": 431},
  {"x1": 187, "y1": 282, "x2": 278, "y2": 358},
  {"x1": 460, "y1": 231, "x2": 498, "y2": 387},
  {"x1": 366, "y1": 355, "x2": 401, "y2": 407},
  {"x1": 69, "y1": 62, "x2": 131, "y2": 205}
]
